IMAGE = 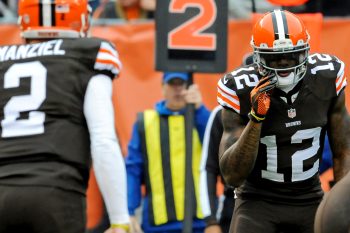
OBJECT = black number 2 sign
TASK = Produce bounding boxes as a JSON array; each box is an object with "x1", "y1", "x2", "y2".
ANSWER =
[{"x1": 156, "y1": 0, "x2": 227, "y2": 73}]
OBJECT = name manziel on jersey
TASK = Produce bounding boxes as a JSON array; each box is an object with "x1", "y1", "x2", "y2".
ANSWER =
[{"x1": 0, "y1": 39, "x2": 65, "y2": 62}]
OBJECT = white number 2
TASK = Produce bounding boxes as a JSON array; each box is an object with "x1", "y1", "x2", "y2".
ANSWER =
[
  {"x1": 260, "y1": 127, "x2": 321, "y2": 182},
  {"x1": 232, "y1": 67, "x2": 258, "y2": 90},
  {"x1": 1, "y1": 61, "x2": 47, "y2": 138}
]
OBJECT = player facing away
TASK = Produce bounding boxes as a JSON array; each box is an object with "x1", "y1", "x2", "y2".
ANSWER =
[
  {"x1": 0, "y1": 1, "x2": 129, "y2": 233},
  {"x1": 217, "y1": 9, "x2": 350, "y2": 233}
]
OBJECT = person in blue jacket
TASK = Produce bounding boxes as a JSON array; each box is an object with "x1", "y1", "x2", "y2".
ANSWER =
[
  {"x1": 320, "y1": 134, "x2": 333, "y2": 174},
  {"x1": 126, "y1": 72, "x2": 210, "y2": 233}
]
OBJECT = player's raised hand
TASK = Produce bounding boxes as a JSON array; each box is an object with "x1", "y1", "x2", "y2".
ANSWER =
[
  {"x1": 249, "y1": 75, "x2": 277, "y2": 123},
  {"x1": 182, "y1": 84, "x2": 203, "y2": 109}
]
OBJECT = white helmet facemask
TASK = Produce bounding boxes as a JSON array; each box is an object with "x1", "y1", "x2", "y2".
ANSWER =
[{"x1": 273, "y1": 72, "x2": 299, "y2": 93}]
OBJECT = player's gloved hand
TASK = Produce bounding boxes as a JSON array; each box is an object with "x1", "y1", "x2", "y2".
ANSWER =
[{"x1": 249, "y1": 75, "x2": 277, "y2": 123}]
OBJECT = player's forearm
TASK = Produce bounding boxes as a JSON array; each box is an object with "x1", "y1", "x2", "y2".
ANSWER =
[
  {"x1": 92, "y1": 140, "x2": 130, "y2": 224},
  {"x1": 328, "y1": 93, "x2": 350, "y2": 182},
  {"x1": 331, "y1": 132, "x2": 350, "y2": 182},
  {"x1": 333, "y1": 150, "x2": 350, "y2": 182},
  {"x1": 219, "y1": 121, "x2": 262, "y2": 187}
]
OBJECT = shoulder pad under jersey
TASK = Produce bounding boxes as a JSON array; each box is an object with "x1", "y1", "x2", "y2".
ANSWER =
[
  {"x1": 217, "y1": 64, "x2": 260, "y2": 115},
  {"x1": 305, "y1": 53, "x2": 346, "y2": 100},
  {"x1": 63, "y1": 37, "x2": 122, "y2": 79}
]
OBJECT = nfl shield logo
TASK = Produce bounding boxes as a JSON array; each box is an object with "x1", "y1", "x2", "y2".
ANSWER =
[{"x1": 287, "y1": 108, "x2": 296, "y2": 118}]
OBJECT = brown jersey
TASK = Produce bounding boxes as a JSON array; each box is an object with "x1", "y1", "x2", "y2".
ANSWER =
[
  {"x1": 0, "y1": 37, "x2": 121, "y2": 193},
  {"x1": 217, "y1": 54, "x2": 347, "y2": 204}
]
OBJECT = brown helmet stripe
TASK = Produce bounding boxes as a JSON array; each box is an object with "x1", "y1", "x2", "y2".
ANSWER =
[
  {"x1": 51, "y1": 2, "x2": 56, "y2": 26},
  {"x1": 39, "y1": 1, "x2": 43, "y2": 26}
]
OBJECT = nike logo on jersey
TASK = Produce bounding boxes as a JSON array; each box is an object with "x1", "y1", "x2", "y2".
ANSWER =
[{"x1": 0, "y1": 39, "x2": 65, "y2": 62}]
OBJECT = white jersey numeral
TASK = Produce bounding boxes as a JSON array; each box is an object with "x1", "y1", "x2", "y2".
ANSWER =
[
  {"x1": 234, "y1": 73, "x2": 259, "y2": 90},
  {"x1": 308, "y1": 53, "x2": 335, "y2": 74},
  {"x1": 1, "y1": 61, "x2": 47, "y2": 138},
  {"x1": 310, "y1": 63, "x2": 334, "y2": 74},
  {"x1": 308, "y1": 53, "x2": 332, "y2": 64},
  {"x1": 260, "y1": 127, "x2": 321, "y2": 182},
  {"x1": 231, "y1": 67, "x2": 258, "y2": 90}
]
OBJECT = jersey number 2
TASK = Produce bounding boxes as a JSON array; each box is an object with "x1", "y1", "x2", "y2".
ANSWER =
[
  {"x1": 168, "y1": 0, "x2": 217, "y2": 50},
  {"x1": 1, "y1": 61, "x2": 47, "y2": 138}
]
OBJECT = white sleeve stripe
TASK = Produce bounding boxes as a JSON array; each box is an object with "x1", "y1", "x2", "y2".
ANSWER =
[
  {"x1": 337, "y1": 60, "x2": 345, "y2": 78},
  {"x1": 217, "y1": 97, "x2": 240, "y2": 113},
  {"x1": 218, "y1": 88, "x2": 240, "y2": 106},
  {"x1": 337, "y1": 67, "x2": 344, "y2": 81},
  {"x1": 94, "y1": 42, "x2": 122, "y2": 75},
  {"x1": 101, "y1": 41, "x2": 119, "y2": 57},
  {"x1": 95, "y1": 58, "x2": 120, "y2": 71},
  {"x1": 335, "y1": 72, "x2": 345, "y2": 86},
  {"x1": 199, "y1": 172, "x2": 211, "y2": 217},
  {"x1": 335, "y1": 60, "x2": 346, "y2": 95},
  {"x1": 336, "y1": 73, "x2": 345, "y2": 88},
  {"x1": 94, "y1": 63, "x2": 120, "y2": 75},
  {"x1": 199, "y1": 105, "x2": 223, "y2": 217},
  {"x1": 336, "y1": 72, "x2": 345, "y2": 87},
  {"x1": 336, "y1": 77, "x2": 347, "y2": 95},
  {"x1": 97, "y1": 52, "x2": 122, "y2": 68}
]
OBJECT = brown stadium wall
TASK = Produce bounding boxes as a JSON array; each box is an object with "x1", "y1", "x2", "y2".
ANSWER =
[{"x1": 0, "y1": 17, "x2": 349, "y2": 230}]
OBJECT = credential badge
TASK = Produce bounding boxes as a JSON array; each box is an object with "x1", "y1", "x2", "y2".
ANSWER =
[{"x1": 287, "y1": 108, "x2": 296, "y2": 119}]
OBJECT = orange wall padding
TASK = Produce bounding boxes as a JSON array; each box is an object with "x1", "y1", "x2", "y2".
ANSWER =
[
  {"x1": 1, "y1": 18, "x2": 349, "y2": 229},
  {"x1": 86, "y1": 169, "x2": 104, "y2": 228}
]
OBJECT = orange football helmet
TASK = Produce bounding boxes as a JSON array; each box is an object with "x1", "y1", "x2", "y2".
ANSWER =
[
  {"x1": 18, "y1": 0, "x2": 91, "y2": 39},
  {"x1": 251, "y1": 10, "x2": 310, "y2": 86}
]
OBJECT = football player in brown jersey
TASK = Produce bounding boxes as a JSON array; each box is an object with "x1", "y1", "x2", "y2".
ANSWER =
[
  {"x1": 0, "y1": 1, "x2": 129, "y2": 233},
  {"x1": 217, "y1": 9, "x2": 350, "y2": 233}
]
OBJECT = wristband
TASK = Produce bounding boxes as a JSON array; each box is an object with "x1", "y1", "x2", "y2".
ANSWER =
[
  {"x1": 111, "y1": 223, "x2": 130, "y2": 232},
  {"x1": 248, "y1": 110, "x2": 265, "y2": 123}
]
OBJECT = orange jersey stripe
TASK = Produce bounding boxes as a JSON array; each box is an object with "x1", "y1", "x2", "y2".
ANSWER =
[
  {"x1": 99, "y1": 48, "x2": 116, "y2": 58},
  {"x1": 336, "y1": 75, "x2": 346, "y2": 93},
  {"x1": 96, "y1": 59, "x2": 120, "y2": 70},
  {"x1": 217, "y1": 85, "x2": 239, "y2": 102},
  {"x1": 217, "y1": 91, "x2": 240, "y2": 111}
]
